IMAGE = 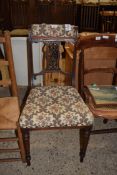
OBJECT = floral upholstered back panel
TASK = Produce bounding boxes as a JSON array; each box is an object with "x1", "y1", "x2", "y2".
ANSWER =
[{"x1": 31, "y1": 24, "x2": 78, "y2": 38}]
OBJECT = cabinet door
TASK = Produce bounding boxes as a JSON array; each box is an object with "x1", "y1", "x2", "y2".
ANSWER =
[{"x1": 9, "y1": 0, "x2": 29, "y2": 29}]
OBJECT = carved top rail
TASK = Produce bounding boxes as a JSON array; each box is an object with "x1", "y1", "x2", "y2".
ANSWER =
[{"x1": 77, "y1": 33, "x2": 117, "y2": 49}]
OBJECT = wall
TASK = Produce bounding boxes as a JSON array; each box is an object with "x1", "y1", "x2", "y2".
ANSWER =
[{"x1": 11, "y1": 37, "x2": 43, "y2": 86}]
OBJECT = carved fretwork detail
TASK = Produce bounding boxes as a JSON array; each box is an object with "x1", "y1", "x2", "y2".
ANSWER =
[{"x1": 44, "y1": 41, "x2": 61, "y2": 71}]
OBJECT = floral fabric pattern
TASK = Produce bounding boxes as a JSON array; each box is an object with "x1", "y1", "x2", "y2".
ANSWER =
[
  {"x1": 31, "y1": 24, "x2": 78, "y2": 38},
  {"x1": 20, "y1": 86, "x2": 94, "y2": 128}
]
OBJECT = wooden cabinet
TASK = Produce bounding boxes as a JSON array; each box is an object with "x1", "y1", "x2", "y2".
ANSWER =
[
  {"x1": 0, "y1": 0, "x2": 76, "y2": 30},
  {"x1": 0, "y1": 0, "x2": 117, "y2": 32},
  {"x1": 35, "y1": 0, "x2": 76, "y2": 25}
]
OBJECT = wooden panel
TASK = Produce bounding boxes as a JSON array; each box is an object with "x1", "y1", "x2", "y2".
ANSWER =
[
  {"x1": 80, "y1": 4, "x2": 100, "y2": 32},
  {"x1": 0, "y1": 0, "x2": 10, "y2": 30},
  {"x1": 9, "y1": 0, "x2": 29, "y2": 29},
  {"x1": 35, "y1": 0, "x2": 76, "y2": 24}
]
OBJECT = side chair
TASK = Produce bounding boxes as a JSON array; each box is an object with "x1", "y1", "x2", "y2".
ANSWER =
[
  {"x1": 0, "y1": 31, "x2": 26, "y2": 163},
  {"x1": 19, "y1": 24, "x2": 94, "y2": 165},
  {"x1": 78, "y1": 33, "x2": 117, "y2": 161}
]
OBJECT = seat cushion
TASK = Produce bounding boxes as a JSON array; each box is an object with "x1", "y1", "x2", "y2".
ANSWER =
[
  {"x1": 20, "y1": 86, "x2": 94, "y2": 128},
  {"x1": 87, "y1": 85, "x2": 117, "y2": 107},
  {"x1": 0, "y1": 97, "x2": 19, "y2": 129}
]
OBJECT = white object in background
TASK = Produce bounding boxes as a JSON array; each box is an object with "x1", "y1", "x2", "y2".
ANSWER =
[
  {"x1": 11, "y1": 37, "x2": 43, "y2": 86},
  {"x1": 11, "y1": 37, "x2": 28, "y2": 86},
  {"x1": 32, "y1": 42, "x2": 43, "y2": 86}
]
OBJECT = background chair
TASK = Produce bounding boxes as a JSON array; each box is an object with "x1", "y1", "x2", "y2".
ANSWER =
[
  {"x1": 19, "y1": 24, "x2": 94, "y2": 165},
  {"x1": 0, "y1": 31, "x2": 26, "y2": 163},
  {"x1": 78, "y1": 33, "x2": 117, "y2": 161}
]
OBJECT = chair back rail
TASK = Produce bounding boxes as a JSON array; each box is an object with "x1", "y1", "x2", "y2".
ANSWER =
[{"x1": 28, "y1": 24, "x2": 78, "y2": 86}]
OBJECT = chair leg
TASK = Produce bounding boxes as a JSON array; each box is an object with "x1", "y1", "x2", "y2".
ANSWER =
[
  {"x1": 17, "y1": 124, "x2": 26, "y2": 163},
  {"x1": 22, "y1": 128, "x2": 31, "y2": 166},
  {"x1": 79, "y1": 125, "x2": 92, "y2": 162}
]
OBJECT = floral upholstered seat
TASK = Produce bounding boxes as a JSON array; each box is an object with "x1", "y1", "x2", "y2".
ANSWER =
[{"x1": 20, "y1": 86, "x2": 93, "y2": 128}]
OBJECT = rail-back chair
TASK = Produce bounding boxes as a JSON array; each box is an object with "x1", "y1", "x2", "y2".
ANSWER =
[
  {"x1": 0, "y1": 31, "x2": 26, "y2": 163},
  {"x1": 78, "y1": 33, "x2": 117, "y2": 161},
  {"x1": 19, "y1": 24, "x2": 94, "y2": 165}
]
